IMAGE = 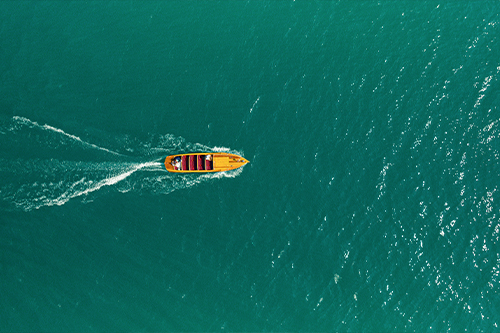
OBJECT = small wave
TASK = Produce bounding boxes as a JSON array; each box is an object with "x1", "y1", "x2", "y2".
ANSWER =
[
  {"x1": 474, "y1": 75, "x2": 493, "y2": 109},
  {"x1": 250, "y1": 96, "x2": 260, "y2": 114}
]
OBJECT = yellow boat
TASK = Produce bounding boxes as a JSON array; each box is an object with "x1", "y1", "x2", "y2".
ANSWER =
[{"x1": 164, "y1": 153, "x2": 249, "y2": 173}]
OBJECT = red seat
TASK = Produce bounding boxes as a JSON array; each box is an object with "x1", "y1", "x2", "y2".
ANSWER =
[
  {"x1": 205, "y1": 156, "x2": 213, "y2": 170},
  {"x1": 198, "y1": 155, "x2": 205, "y2": 170},
  {"x1": 189, "y1": 155, "x2": 196, "y2": 170},
  {"x1": 181, "y1": 156, "x2": 187, "y2": 170}
]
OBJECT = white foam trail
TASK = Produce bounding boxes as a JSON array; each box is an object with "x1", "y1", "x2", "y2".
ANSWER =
[
  {"x1": 17, "y1": 161, "x2": 159, "y2": 210},
  {"x1": 211, "y1": 146, "x2": 231, "y2": 152},
  {"x1": 2, "y1": 117, "x2": 248, "y2": 210},
  {"x1": 5, "y1": 158, "x2": 247, "y2": 211},
  {"x1": 12, "y1": 116, "x2": 123, "y2": 156}
]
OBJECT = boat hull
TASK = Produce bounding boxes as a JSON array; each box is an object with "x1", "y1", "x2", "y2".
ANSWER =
[{"x1": 164, "y1": 153, "x2": 249, "y2": 173}]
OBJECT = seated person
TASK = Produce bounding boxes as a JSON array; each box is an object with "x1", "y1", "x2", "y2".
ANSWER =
[{"x1": 172, "y1": 157, "x2": 181, "y2": 170}]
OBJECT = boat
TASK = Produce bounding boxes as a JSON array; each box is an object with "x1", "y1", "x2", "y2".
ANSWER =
[{"x1": 164, "y1": 153, "x2": 249, "y2": 173}]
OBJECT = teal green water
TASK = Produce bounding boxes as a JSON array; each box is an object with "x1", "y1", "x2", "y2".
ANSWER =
[{"x1": 1, "y1": 1, "x2": 499, "y2": 331}]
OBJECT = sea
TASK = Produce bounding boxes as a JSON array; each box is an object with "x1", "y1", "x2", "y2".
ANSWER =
[{"x1": 0, "y1": 1, "x2": 499, "y2": 332}]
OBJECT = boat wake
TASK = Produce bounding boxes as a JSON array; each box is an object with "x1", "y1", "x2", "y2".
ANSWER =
[{"x1": 0, "y1": 116, "x2": 244, "y2": 211}]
